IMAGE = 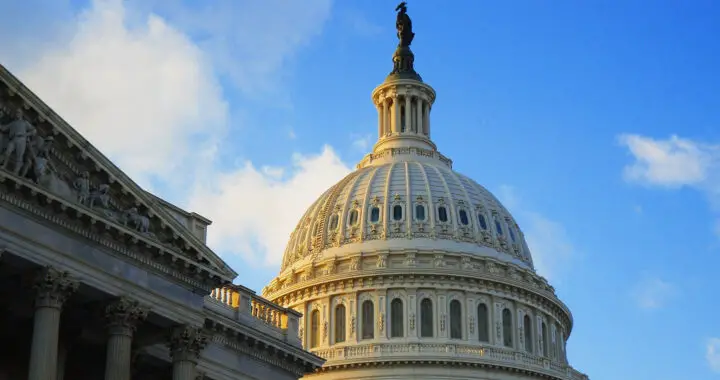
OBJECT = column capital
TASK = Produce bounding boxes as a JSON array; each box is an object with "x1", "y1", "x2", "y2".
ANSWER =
[
  {"x1": 106, "y1": 297, "x2": 149, "y2": 336},
  {"x1": 168, "y1": 326, "x2": 209, "y2": 363},
  {"x1": 33, "y1": 267, "x2": 78, "y2": 309}
]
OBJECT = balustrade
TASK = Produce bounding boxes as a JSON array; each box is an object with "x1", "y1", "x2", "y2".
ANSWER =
[
  {"x1": 310, "y1": 342, "x2": 587, "y2": 379},
  {"x1": 208, "y1": 285, "x2": 301, "y2": 345}
]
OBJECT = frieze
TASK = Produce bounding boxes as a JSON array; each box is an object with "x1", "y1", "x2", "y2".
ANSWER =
[{"x1": 0, "y1": 73, "x2": 235, "y2": 281}]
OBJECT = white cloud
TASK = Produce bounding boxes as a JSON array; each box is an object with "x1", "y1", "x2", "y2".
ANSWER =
[
  {"x1": 618, "y1": 134, "x2": 715, "y2": 188},
  {"x1": 496, "y1": 185, "x2": 576, "y2": 282},
  {"x1": 706, "y1": 338, "x2": 720, "y2": 373},
  {"x1": 351, "y1": 133, "x2": 372, "y2": 152},
  {"x1": 630, "y1": 274, "x2": 678, "y2": 310},
  {"x1": 14, "y1": 0, "x2": 227, "y2": 187},
  {"x1": 1, "y1": 0, "x2": 342, "y2": 272},
  {"x1": 146, "y1": 0, "x2": 333, "y2": 98},
  {"x1": 186, "y1": 146, "x2": 351, "y2": 266},
  {"x1": 619, "y1": 133, "x2": 720, "y2": 236}
]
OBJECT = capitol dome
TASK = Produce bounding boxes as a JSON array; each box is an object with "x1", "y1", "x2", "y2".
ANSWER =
[
  {"x1": 264, "y1": 5, "x2": 588, "y2": 380},
  {"x1": 280, "y1": 159, "x2": 535, "y2": 275}
]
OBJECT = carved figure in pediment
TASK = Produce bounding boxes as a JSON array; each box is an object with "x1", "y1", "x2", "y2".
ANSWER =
[
  {"x1": 73, "y1": 171, "x2": 91, "y2": 205},
  {"x1": 0, "y1": 108, "x2": 37, "y2": 174},
  {"x1": 21, "y1": 135, "x2": 54, "y2": 181},
  {"x1": 88, "y1": 184, "x2": 111, "y2": 209},
  {"x1": 121, "y1": 207, "x2": 150, "y2": 233}
]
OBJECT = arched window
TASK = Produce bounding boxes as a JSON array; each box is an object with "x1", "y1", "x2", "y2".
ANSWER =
[
  {"x1": 458, "y1": 209, "x2": 469, "y2": 226},
  {"x1": 477, "y1": 303, "x2": 489, "y2": 342},
  {"x1": 437, "y1": 206, "x2": 448, "y2": 223},
  {"x1": 523, "y1": 314, "x2": 533, "y2": 353},
  {"x1": 449, "y1": 300, "x2": 462, "y2": 339},
  {"x1": 370, "y1": 207, "x2": 380, "y2": 223},
  {"x1": 541, "y1": 322, "x2": 549, "y2": 357},
  {"x1": 348, "y1": 209, "x2": 359, "y2": 226},
  {"x1": 420, "y1": 298, "x2": 434, "y2": 337},
  {"x1": 310, "y1": 309, "x2": 320, "y2": 348},
  {"x1": 415, "y1": 204, "x2": 426, "y2": 221},
  {"x1": 477, "y1": 213, "x2": 488, "y2": 230},
  {"x1": 361, "y1": 300, "x2": 374, "y2": 339},
  {"x1": 495, "y1": 219, "x2": 504, "y2": 236},
  {"x1": 508, "y1": 224, "x2": 516, "y2": 242},
  {"x1": 393, "y1": 205, "x2": 403, "y2": 221},
  {"x1": 329, "y1": 214, "x2": 339, "y2": 230},
  {"x1": 390, "y1": 298, "x2": 404, "y2": 338},
  {"x1": 335, "y1": 305, "x2": 346, "y2": 343},
  {"x1": 400, "y1": 104, "x2": 406, "y2": 132},
  {"x1": 502, "y1": 308, "x2": 513, "y2": 347}
]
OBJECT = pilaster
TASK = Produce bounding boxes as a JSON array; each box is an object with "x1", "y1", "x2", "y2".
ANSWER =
[
  {"x1": 105, "y1": 297, "x2": 149, "y2": 380},
  {"x1": 28, "y1": 267, "x2": 78, "y2": 380}
]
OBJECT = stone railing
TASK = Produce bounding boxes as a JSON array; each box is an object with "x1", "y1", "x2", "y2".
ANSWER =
[
  {"x1": 311, "y1": 342, "x2": 588, "y2": 379},
  {"x1": 207, "y1": 285, "x2": 301, "y2": 346}
]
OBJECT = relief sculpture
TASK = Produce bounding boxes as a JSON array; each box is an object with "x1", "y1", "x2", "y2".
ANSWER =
[{"x1": 0, "y1": 105, "x2": 154, "y2": 236}]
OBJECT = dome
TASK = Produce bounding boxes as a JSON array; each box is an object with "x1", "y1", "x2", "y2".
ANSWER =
[
  {"x1": 280, "y1": 158, "x2": 535, "y2": 275},
  {"x1": 263, "y1": 5, "x2": 588, "y2": 380}
]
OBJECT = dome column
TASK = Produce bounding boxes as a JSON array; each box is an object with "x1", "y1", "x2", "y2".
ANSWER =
[
  {"x1": 415, "y1": 95, "x2": 423, "y2": 135},
  {"x1": 404, "y1": 92, "x2": 412, "y2": 133},
  {"x1": 392, "y1": 94, "x2": 401, "y2": 134}
]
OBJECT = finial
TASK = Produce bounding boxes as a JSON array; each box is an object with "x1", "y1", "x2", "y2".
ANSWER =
[
  {"x1": 387, "y1": 2, "x2": 422, "y2": 82},
  {"x1": 395, "y1": 2, "x2": 414, "y2": 48}
]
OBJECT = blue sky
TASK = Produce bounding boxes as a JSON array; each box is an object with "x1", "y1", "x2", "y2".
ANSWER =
[{"x1": 1, "y1": 0, "x2": 719, "y2": 379}]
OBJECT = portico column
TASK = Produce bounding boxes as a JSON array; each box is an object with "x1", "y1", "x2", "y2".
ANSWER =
[
  {"x1": 168, "y1": 326, "x2": 208, "y2": 380},
  {"x1": 105, "y1": 297, "x2": 149, "y2": 380},
  {"x1": 28, "y1": 267, "x2": 78, "y2": 380}
]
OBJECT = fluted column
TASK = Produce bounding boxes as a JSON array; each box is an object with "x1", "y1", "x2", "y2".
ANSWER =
[
  {"x1": 28, "y1": 267, "x2": 78, "y2": 380},
  {"x1": 382, "y1": 98, "x2": 390, "y2": 137},
  {"x1": 404, "y1": 95, "x2": 411, "y2": 133},
  {"x1": 105, "y1": 297, "x2": 149, "y2": 380},
  {"x1": 168, "y1": 326, "x2": 208, "y2": 380},
  {"x1": 392, "y1": 96, "x2": 400, "y2": 134},
  {"x1": 377, "y1": 102, "x2": 383, "y2": 138},
  {"x1": 415, "y1": 97, "x2": 422, "y2": 134},
  {"x1": 422, "y1": 102, "x2": 430, "y2": 137}
]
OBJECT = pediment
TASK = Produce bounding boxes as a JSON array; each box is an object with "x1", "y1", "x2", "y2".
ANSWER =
[{"x1": 0, "y1": 63, "x2": 237, "y2": 290}]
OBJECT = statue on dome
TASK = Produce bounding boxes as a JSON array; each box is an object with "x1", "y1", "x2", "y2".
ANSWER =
[{"x1": 395, "y1": 2, "x2": 414, "y2": 47}]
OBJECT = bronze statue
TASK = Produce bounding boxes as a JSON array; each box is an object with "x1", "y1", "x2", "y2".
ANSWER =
[{"x1": 395, "y1": 2, "x2": 414, "y2": 47}]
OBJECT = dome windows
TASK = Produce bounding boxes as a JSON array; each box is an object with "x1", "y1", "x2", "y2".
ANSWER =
[
  {"x1": 420, "y1": 298, "x2": 434, "y2": 337},
  {"x1": 390, "y1": 298, "x2": 404, "y2": 338},
  {"x1": 524, "y1": 314, "x2": 533, "y2": 353},
  {"x1": 508, "y1": 224, "x2": 517, "y2": 242},
  {"x1": 449, "y1": 300, "x2": 462, "y2": 339},
  {"x1": 415, "y1": 204, "x2": 426, "y2": 221},
  {"x1": 361, "y1": 300, "x2": 375, "y2": 340},
  {"x1": 477, "y1": 303, "x2": 489, "y2": 342},
  {"x1": 348, "y1": 209, "x2": 359, "y2": 226},
  {"x1": 310, "y1": 309, "x2": 320, "y2": 348},
  {"x1": 369, "y1": 206, "x2": 381, "y2": 223},
  {"x1": 494, "y1": 218, "x2": 504, "y2": 236},
  {"x1": 392, "y1": 204, "x2": 403, "y2": 221},
  {"x1": 335, "y1": 304, "x2": 346, "y2": 343},
  {"x1": 477, "y1": 213, "x2": 488, "y2": 230},
  {"x1": 458, "y1": 209, "x2": 469, "y2": 226},
  {"x1": 502, "y1": 308, "x2": 513, "y2": 347},
  {"x1": 437, "y1": 206, "x2": 448, "y2": 223},
  {"x1": 329, "y1": 214, "x2": 339, "y2": 230}
]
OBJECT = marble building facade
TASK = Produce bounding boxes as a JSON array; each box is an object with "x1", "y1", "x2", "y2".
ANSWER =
[{"x1": 0, "y1": 63, "x2": 324, "y2": 380}]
